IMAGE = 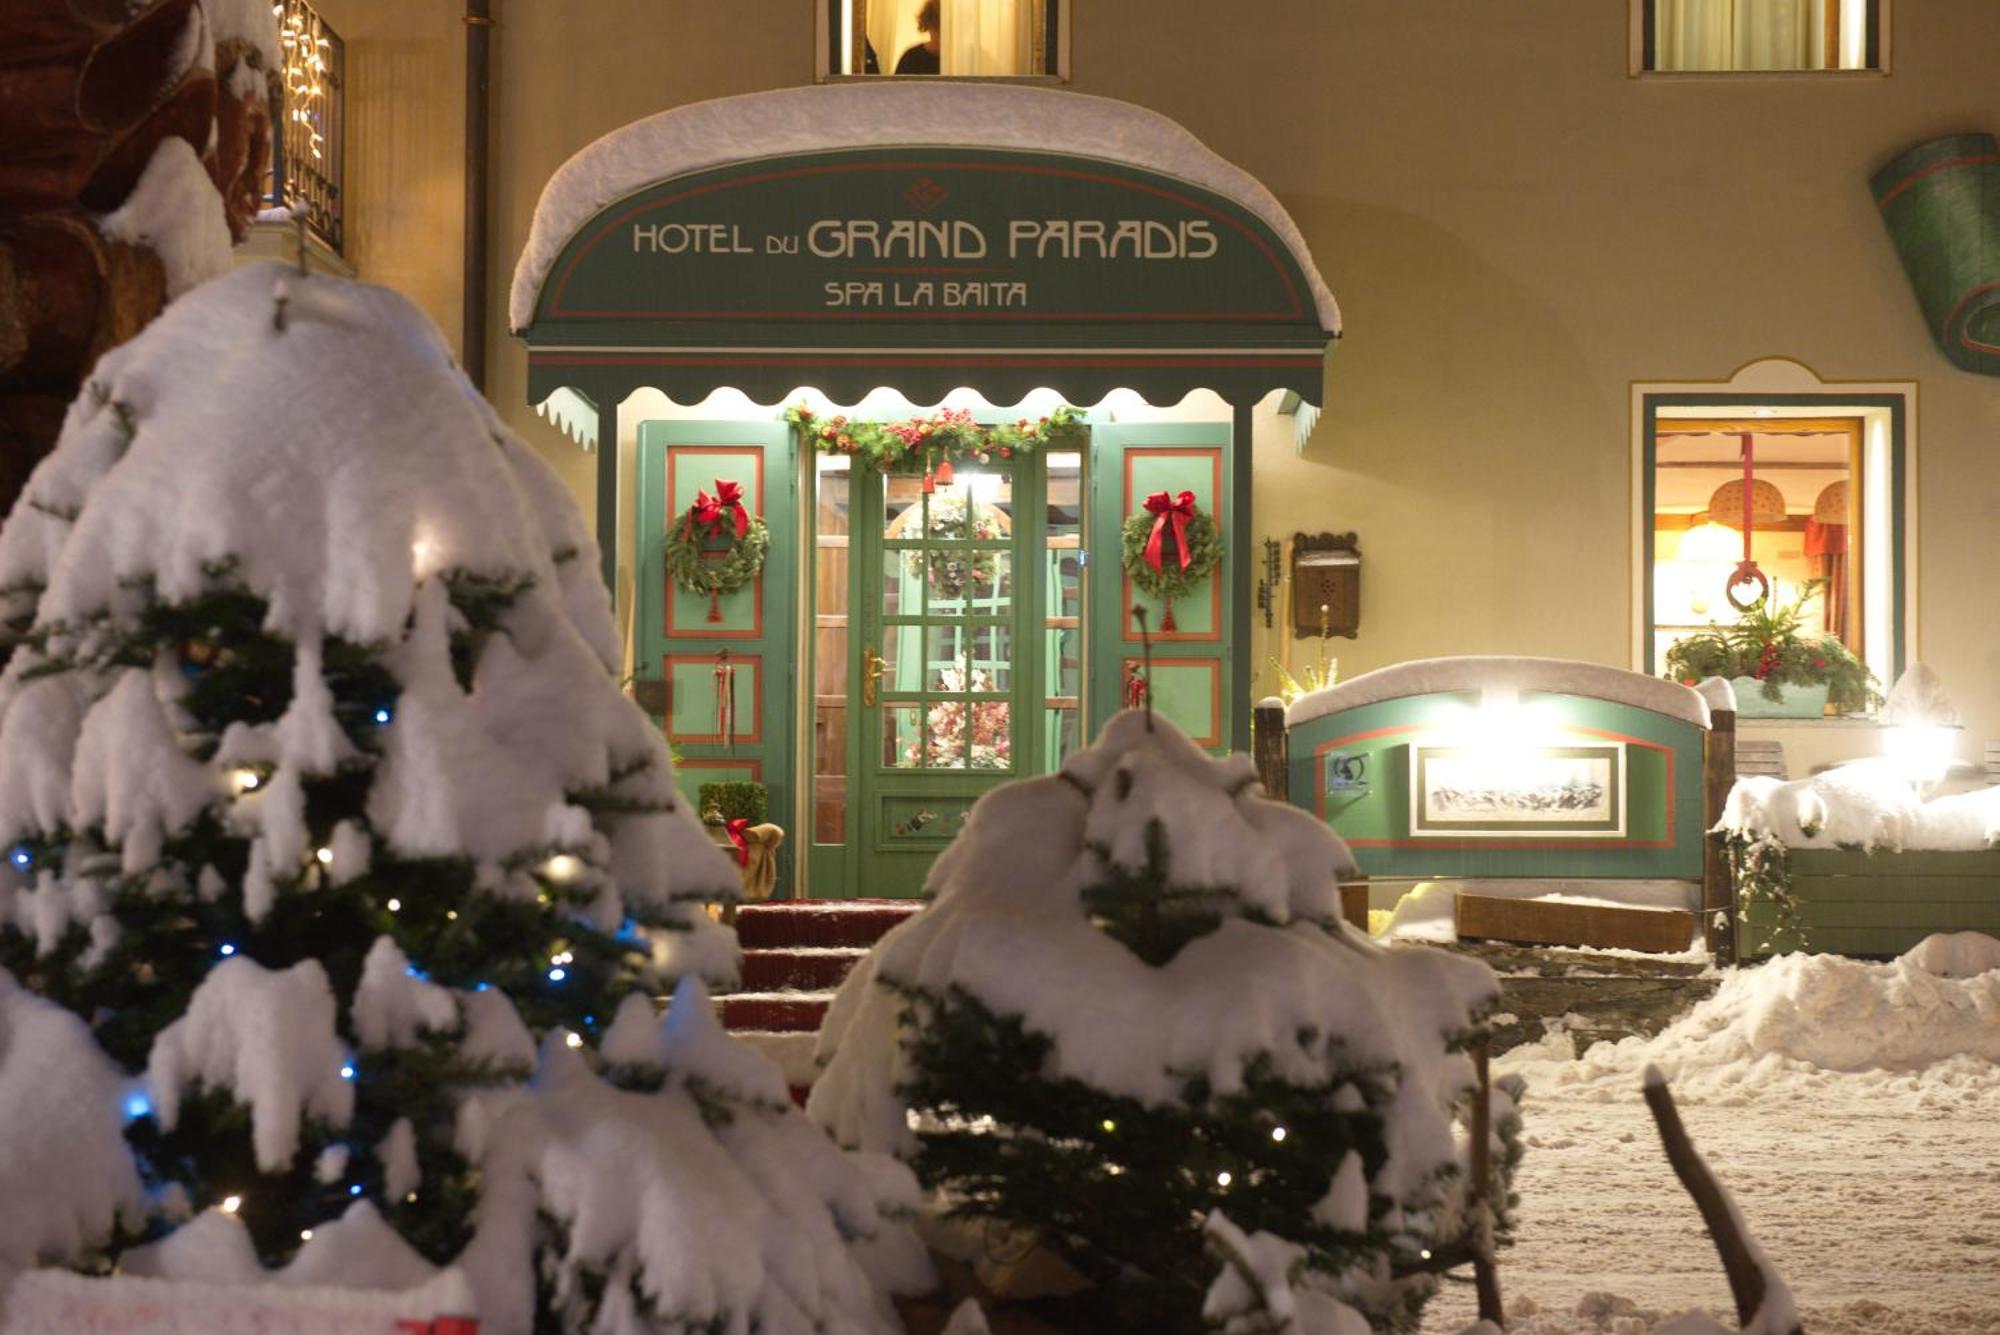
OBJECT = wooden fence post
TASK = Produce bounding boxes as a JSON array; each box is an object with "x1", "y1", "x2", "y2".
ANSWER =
[
  {"x1": 1253, "y1": 700, "x2": 1288, "y2": 802},
  {"x1": 1703, "y1": 707, "x2": 1738, "y2": 964}
]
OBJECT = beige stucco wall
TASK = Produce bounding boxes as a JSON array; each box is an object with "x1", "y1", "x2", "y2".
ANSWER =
[{"x1": 316, "y1": 0, "x2": 2000, "y2": 755}]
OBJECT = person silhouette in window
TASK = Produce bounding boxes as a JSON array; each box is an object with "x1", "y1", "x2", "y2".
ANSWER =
[{"x1": 895, "y1": 0, "x2": 941, "y2": 74}]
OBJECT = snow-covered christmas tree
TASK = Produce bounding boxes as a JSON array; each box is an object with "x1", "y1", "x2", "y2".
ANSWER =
[
  {"x1": 809, "y1": 709, "x2": 1522, "y2": 1333},
  {"x1": 0, "y1": 263, "x2": 927, "y2": 1330}
]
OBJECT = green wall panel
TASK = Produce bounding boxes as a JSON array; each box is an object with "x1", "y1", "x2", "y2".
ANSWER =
[
  {"x1": 1088, "y1": 422, "x2": 1234, "y2": 755},
  {"x1": 1287, "y1": 691, "x2": 1706, "y2": 880},
  {"x1": 638, "y1": 420, "x2": 795, "y2": 892}
]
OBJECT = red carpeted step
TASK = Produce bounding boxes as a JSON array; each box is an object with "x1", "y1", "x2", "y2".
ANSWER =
[
  {"x1": 719, "y1": 992, "x2": 832, "y2": 1032},
  {"x1": 740, "y1": 947, "x2": 868, "y2": 992},
  {"x1": 734, "y1": 899, "x2": 921, "y2": 950}
]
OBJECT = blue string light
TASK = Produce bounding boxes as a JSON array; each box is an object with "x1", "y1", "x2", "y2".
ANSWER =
[
  {"x1": 404, "y1": 965, "x2": 430, "y2": 981},
  {"x1": 339, "y1": 1063, "x2": 356, "y2": 1081},
  {"x1": 218, "y1": 943, "x2": 238, "y2": 957},
  {"x1": 7, "y1": 845, "x2": 31, "y2": 871},
  {"x1": 348, "y1": 1183, "x2": 364, "y2": 1197},
  {"x1": 472, "y1": 981, "x2": 492, "y2": 992},
  {"x1": 547, "y1": 967, "x2": 567, "y2": 983},
  {"x1": 123, "y1": 1092, "x2": 153, "y2": 1121},
  {"x1": 372, "y1": 705, "x2": 394, "y2": 726}
]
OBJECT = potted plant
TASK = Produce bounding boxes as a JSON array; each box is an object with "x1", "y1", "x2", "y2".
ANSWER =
[
  {"x1": 698, "y1": 780, "x2": 769, "y2": 827},
  {"x1": 1665, "y1": 580, "x2": 1877, "y2": 718}
]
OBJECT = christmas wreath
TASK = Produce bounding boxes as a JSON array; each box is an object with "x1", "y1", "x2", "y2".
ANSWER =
[
  {"x1": 1120, "y1": 490, "x2": 1221, "y2": 631},
  {"x1": 664, "y1": 479, "x2": 770, "y2": 622},
  {"x1": 903, "y1": 491, "x2": 1005, "y2": 600}
]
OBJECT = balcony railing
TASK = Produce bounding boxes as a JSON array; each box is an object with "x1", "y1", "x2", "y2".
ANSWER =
[{"x1": 267, "y1": 0, "x2": 345, "y2": 255}]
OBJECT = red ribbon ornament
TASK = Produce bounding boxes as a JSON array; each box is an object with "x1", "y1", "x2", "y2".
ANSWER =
[
  {"x1": 1142, "y1": 490, "x2": 1197, "y2": 574},
  {"x1": 685, "y1": 480, "x2": 750, "y2": 541},
  {"x1": 724, "y1": 817, "x2": 753, "y2": 868},
  {"x1": 713, "y1": 479, "x2": 750, "y2": 539}
]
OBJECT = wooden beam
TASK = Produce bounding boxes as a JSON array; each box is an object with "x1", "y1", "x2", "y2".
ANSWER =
[
  {"x1": 1456, "y1": 893, "x2": 1697, "y2": 954},
  {"x1": 1252, "y1": 700, "x2": 1287, "y2": 801},
  {"x1": 1703, "y1": 708, "x2": 1738, "y2": 963}
]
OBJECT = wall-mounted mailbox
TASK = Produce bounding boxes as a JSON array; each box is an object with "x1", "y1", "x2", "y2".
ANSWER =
[{"x1": 1292, "y1": 531, "x2": 1360, "y2": 638}]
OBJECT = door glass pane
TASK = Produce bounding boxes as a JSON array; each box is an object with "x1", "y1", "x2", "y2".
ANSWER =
[
  {"x1": 884, "y1": 474, "x2": 925, "y2": 537},
  {"x1": 966, "y1": 700, "x2": 1010, "y2": 770},
  {"x1": 881, "y1": 557, "x2": 910, "y2": 616},
  {"x1": 1045, "y1": 706, "x2": 1079, "y2": 765},
  {"x1": 1046, "y1": 452, "x2": 1082, "y2": 539},
  {"x1": 958, "y1": 470, "x2": 1013, "y2": 529},
  {"x1": 925, "y1": 624, "x2": 963, "y2": 692},
  {"x1": 970, "y1": 624, "x2": 1011, "y2": 691},
  {"x1": 923, "y1": 706, "x2": 965, "y2": 769},
  {"x1": 924, "y1": 550, "x2": 985, "y2": 614},
  {"x1": 881, "y1": 623, "x2": 921, "y2": 694},
  {"x1": 814, "y1": 456, "x2": 851, "y2": 844},
  {"x1": 968, "y1": 551, "x2": 1011, "y2": 614},
  {"x1": 882, "y1": 705, "x2": 923, "y2": 768}
]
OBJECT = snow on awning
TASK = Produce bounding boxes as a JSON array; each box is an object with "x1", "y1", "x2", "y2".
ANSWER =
[
  {"x1": 1287, "y1": 657, "x2": 1713, "y2": 731},
  {"x1": 512, "y1": 84, "x2": 1339, "y2": 410}
]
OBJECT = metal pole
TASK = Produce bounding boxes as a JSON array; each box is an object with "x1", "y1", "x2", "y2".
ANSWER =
[{"x1": 462, "y1": 0, "x2": 493, "y2": 390}]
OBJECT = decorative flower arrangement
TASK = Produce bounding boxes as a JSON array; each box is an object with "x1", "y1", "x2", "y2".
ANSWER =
[
  {"x1": 663, "y1": 478, "x2": 770, "y2": 621},
  {"x1": 904, "y1": 491, "x2": 1005, "y2": 600},
  {"x1": 1664, "y1": 579, "x2": 1877, "y2": 714},
  {"x1": 908, "y1": 668, "x2": 1011, "y2": 769},
  {"x1": 784, "y1": 402, "x2": 1085, "y2": 474}
]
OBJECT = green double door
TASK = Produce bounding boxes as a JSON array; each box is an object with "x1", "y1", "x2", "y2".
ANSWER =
[
  {"x1": 828, "y1": 454, "x2": 1082, "y2": 898},
  {"x1": 803, "y1": 419, "x2": 1232, "y2": 900}
]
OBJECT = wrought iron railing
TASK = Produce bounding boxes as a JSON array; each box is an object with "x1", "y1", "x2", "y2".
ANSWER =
[{"x1": 268, "y1": 0, "x2": 345, "y2": 254}]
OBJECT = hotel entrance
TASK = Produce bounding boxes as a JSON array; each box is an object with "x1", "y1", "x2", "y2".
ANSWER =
[{"x1": 512, "y1": 84, "x2": 1340, "y2": 897}]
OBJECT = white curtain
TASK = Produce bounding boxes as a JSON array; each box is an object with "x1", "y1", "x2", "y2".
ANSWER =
[
  {"x1": 865, "y1": 0, "x2": 922, "y2": 75},
  {"x1": 1655, "y1": 0, "x2": 1820, "y2": 71},
  {"x1": 942, "y1": 0, "x2": 1033, "y2": 76}
]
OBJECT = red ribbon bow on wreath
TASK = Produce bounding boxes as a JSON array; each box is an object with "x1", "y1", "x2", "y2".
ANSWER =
[
  {"x1": 1142, "y1": 490, "x2": 1197, "y2": 574},
  {"x1": 723, "y1": 817, "x2": 753, "y2": 868},
  {"x1": 687, "y1": 479, "x2": 750, "y2": 540}
]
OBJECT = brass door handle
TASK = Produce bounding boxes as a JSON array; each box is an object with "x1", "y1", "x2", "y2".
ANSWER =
[{"x1": 862, "y1": 645, "x2": 885, "y2": 707}]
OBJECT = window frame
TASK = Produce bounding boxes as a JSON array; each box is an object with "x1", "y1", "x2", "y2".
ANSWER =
[
  {"x1": 1630, "y1": 367, "x2": 1916, "y2": 705},
  {"x1": 816, "y1": 0, "x2": 1071, "y2": 83},
  {"x1": 1628, "y1": 0, "x2": 1889, "y2": 77}
]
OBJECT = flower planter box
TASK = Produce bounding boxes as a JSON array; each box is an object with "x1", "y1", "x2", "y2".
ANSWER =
[
  {"x1": 1741, "y1": 848, "x2": 2000, "y2": 958},
  {"x1": 1730, "y1": 676, "x2": 1830, "y2": 720}
]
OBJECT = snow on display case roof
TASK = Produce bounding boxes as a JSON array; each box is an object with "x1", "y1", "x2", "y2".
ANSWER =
[
  {"x1": 510, "y1": 82, "x2": 1343, "y2": 335},
  {"x1": 1284, "y1": 656, "x2": 1713, "y2": 731}
]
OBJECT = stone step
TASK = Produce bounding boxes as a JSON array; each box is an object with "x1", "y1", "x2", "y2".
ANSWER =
[
  {"x1": 735, "y1": 899, "x2": 921, "y2": 950},
  {"x1": 740, "y1": 947, "x2": 869, "y2": 992},
  {"x1": 718, "y1": 990, "x2": 833, "y2": 1032}
]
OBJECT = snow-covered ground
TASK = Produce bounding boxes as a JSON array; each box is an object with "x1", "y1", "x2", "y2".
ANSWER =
[{"x1": 1424, "y1": 939, "x2": 2000, "y2": 1333}]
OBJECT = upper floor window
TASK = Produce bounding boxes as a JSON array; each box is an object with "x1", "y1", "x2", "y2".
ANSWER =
[
  {"x1": 821, "y1": 0, "x2": 1067, "y2": 80},
  {"x1": 1637, "y1": 0, "x2": 1883, "y2": 73}
]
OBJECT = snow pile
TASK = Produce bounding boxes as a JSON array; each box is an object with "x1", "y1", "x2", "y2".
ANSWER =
[
  {"x1": 1203, "y1": 1212, "x2": 1370, "y2": 1335},
  {"x1": 1719, "y1": 765, "x2": 2000, "y2": 852},
  {"x1": 1505, "y1": 934, "x2": 2000, "y2": 1105},
  {"x1": 0, "y1": 976, "x2": 145, "y2": 1290},
  {"x1": 146, "y1": 956, "x2": 354, "y2": 1172},
  {"x1": 454, "y1": 977, "x2": 930, "y2": 1334},
  {"x1": 1880, "y1": 662, "x2": 1959, "y2": 728},
  {"x1": 4, "y1": 1258, "x2": 476, "y2": 1335},
  {"x1": 97, "y1": 139, "x2": 234, "y2": 300},
  {"x1": 1287, "y1": 657, "x2": 1710, "y2": 730},
  {"x1": 510, "y1": 82, "x2": 1341, "y2": 333},
  {"x1": 0, "y1": 261, "x2": 738, "y2": 975}
]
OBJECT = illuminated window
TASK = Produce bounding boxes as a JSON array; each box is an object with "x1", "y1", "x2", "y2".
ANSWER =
[
  {"x1": 1636, "y1": 0, "x2": 1882, "y2": 73},
  {"x1": 1634, "y1": 369, "x2": 1914, "y2": 706},
  {"x1": 820, "y1": 0, "x2": 1066, "y2": 80}
]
